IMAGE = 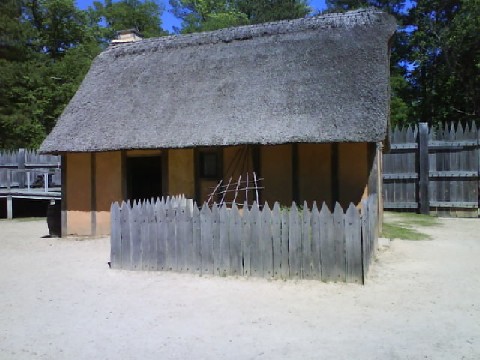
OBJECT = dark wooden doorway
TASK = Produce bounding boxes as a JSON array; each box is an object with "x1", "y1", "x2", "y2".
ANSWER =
[{"x1": 126, "y1": 156, "x2": 162, "y2": 202}]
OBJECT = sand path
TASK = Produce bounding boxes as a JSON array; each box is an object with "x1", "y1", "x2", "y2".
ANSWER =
[{"x1": 0, "y1": 217, "x2": 479, "y2": 359}]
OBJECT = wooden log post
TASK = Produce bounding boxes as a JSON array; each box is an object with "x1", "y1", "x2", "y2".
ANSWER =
[
  {"x1": 418, "y1": 122, "x2": 430, "y2": 214},
  {"x1": 6, "y1": 169, "x2": 12, "y2": 219},
  {"x1": 17, "y1": 148, "x2": 25, "y2": 188},
  {"x1": 110, "y1": 202, "x2": 121, "y2": 269},
  {"x1": 7, "y1": 195, "x2": 13, "y2": 220}
]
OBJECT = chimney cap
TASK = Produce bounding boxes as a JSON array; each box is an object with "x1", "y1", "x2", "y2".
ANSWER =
[
  {"x1": 111, "y1": 28, "x2": 143, "y2": 45},
  {"x1": 116, "y1": 28, "x2": 142, "y2": 37}
]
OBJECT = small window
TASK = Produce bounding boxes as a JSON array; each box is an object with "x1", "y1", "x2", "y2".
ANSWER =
[{"x1": 200, "y1": 152, "x2": 219, "y2": 179}]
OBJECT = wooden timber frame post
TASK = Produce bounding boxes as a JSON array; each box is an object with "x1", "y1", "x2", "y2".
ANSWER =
[
  {"x1": 61, "y1": 154, "x2": 67, "y2": 237},
  {"x1": 17, "y1": 148, "x2": 25, "y2": 188},
  {"x1": 418, "y1": 122, "x2": 430, "y2": 214}
]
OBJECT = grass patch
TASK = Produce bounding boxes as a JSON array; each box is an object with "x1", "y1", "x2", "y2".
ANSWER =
[
  {"x1": 382, "y1": 212, "x2": 439, "y2": 240},
  {"x1": 382, "y1": 222, "x2": 431, "y2": 240},
  {"x1": 389, "y1": 212, "x2": 439, "y2": 227}
]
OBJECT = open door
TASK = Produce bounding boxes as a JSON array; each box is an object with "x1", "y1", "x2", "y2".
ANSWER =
[{"x1": 126, "y1": 156, "x2": 162, "y2": 202}]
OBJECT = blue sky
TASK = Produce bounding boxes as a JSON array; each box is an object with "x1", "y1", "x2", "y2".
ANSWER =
[{"x1": 76, "y1": 0, "x2": 328, "y2": 33}]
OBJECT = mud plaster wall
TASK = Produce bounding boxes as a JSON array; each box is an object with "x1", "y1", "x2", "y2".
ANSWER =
[
  {"x1": 261, "y1": 144, "x2": 293, "y2": 206},
  {"x1": 168, "y1": 149, "x2": 195, "y2": 198},
  {"x1": 338, "y1": 143, "x2": 369, "y2": 208},
  {"x1": 65, "y1": 153, "x2": 92, "y2": 236},
  {"x1": 95, "y1": 151, "x2": 122, "y2": 235},
  {"x1": 298, "y1": 143, "x2": 332, "y2": 208}
]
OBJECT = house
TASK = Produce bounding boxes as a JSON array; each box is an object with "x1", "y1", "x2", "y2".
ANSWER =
[{"x1": 39, "y1": 9, "x2": 396, "y2": 237}]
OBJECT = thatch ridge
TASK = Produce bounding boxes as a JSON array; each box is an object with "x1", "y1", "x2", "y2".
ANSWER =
[
  {"x1": 104, "y1": 8, "x2": 394, "y2": 58},
  {"x1": 40, "y1": 9, "x2": 396, "y2": 153}
]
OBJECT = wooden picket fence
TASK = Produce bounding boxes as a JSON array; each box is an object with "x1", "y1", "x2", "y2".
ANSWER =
[
  {"x1": 0, "y1": 148, "x2": 61, "y2": 188},
  {"x1": 110, "y1": 195, "x2": 379, "y2": 283},
  {"x1": 383, "y1": 122, "x2": 479, "y2": 217}
]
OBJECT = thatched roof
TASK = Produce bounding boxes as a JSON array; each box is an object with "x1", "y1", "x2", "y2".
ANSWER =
[{"x1": 40, "y1": 9, "x2": 396, "y2": 153}]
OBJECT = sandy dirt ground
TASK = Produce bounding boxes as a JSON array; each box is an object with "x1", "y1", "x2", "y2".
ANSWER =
[{"x1": 0, "y1": 216, "x2": 479, "y2": 360}]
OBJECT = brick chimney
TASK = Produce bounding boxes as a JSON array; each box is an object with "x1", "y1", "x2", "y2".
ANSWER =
[{"x1": 111, "y1": 29, "x2": 143, "y2": 44}]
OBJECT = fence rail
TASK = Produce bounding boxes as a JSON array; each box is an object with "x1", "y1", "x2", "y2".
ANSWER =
[
  {"x1": 383, "y1": 122, "x2": 479, "y2": 217},
  {"x1": 110, "y1": 195, "x2": 379, "y2": 283},
  {"x1": 1, "y1": 149, "x2": 62, "y2": 219},
  {"x1": 0, "y1": 149, "x2": 61, "y2": 189}
]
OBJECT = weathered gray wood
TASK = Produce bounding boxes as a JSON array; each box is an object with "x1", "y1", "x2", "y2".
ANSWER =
[
  {"x1": 16, "y1": 148, "x2": 25, "y2": 188},
  {"x1": 141, "y1": 201, "x2": 155, "y2": 270},
  {"x1": 280, "y1": 207, "x2": 289, "y2": 279},
  {"x1": 261, "y1": 202, "x2": 273, "y2": 278},
  {"x1": 229, "y1": 204, "x2": 242, "y2": 276},
  {"x1": 183, "y1": 205, "x2": 194, "y2": 273},
  {"x1": 200, "y1": 204, "x2": 213, "y2": 275},
  {"x1": 370, "y1": 195, "x2": 379, "y2": 252},
  {"x1": 110, "y1": 202, "x2": 121, "y2": 269},
  {"x1": 361, "y1": 198, "x2": 372, "y2": 274},
  {"x1": 218, "y1": 206, "x2": 230, "y2": 276},
  {"x1": 211, "y1": 204, "x2": 221, "y2": 276},
  {"x1": 418, "y1": 122, "x2": 430, "y2": 214},
  {"x1": 406, "y1": 126, "x2": 417, "y2": 207},
  {"x1": 192, "y1": 205, "x2": 202, "y2": 274},
  {"x1": 130, "y1": 202, "x2": 142, "y2": 271},
  {"x1": 457, "y1": 123, "x2": 468, "y2": 217},
  {"x1": 140, "y1": 201, "x2": 149, "y2": 270},
  {"x1": 333, "y1": 202, "x2": 346, "y2": 282},
  {"x1": 310, "y1": 202, "x2": 321, "y2": 279},
  {"x1": 242, "y1": 203, "x2": 251, "y2": 276},
  {"x1": 392, "y1": 127, "x2": 402, "y2": 206},
  {"x1": 250, "y1": 202, "x2": 262, "y2": 277},
  {"x1": 109, "y1": 194, "x2": 383, "y2": 283},
  {"x1": 272, "y1": 202, "x2": 282, "y2": 279},
  {"x1": 383, "y1": 123, "x2": 480, "y2": 216},
  {"x1": 166, "y1": 205, "x2": 176, "y2": 271},
  {"x1": 345, "y1": 203, "x2": 362, "y2": 284},
  {"x1": 319, "y1": 203, "x2": 334, "y2": 282},
  {"x1": 288, "y1": 203, "x2": 301, "y2": 279},
  {"x1": 156, "y1": 201, "x2": 167, "y2": 271},
  {"x1": 397, "y1": 126, "x2": 407, "y2": 204},
  {"x1": 302, "y1": 202, "x2": 312, "y2": 279},
  {"x1": 120, "y1": 202, "x2": 131, "y2": 269},
  {"x1": 176, "y1": 207, "x2": 187, "y2": 272}
]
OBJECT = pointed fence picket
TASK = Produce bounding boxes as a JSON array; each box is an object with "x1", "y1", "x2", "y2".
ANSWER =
[
  {"x1": 110, "y1": 195, "x2": 379, "y2": 283},
  {"x1": 383, "y1": 122, "x2": 479, "y2": 216}
]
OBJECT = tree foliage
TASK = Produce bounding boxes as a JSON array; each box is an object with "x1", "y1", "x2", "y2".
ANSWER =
[
  {"x1": 0, "y1": 0, "x2": 165, "y2": 149},
  {"x1": 93, "y1": 0, "x2": 167, "y2": 39},
  {"x1": 169, "y1": 0, "x2": 310, "y2": 33},
  {"x1": 406, "y1": 0, "x2": 480, "y2": 124},
  {"x1": 327, "y1": 0, "x2": 480, "y2": 126},
  {"x1": 1, "y1": 0, "x2": 478, "y2": 149}
]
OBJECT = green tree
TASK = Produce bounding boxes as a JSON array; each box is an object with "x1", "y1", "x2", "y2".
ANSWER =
[
  {"x1": 0, "y1": 0, "x2": 102, "y2": 148},
  {"x1": 237, "y1": 0, "x2": 310, "y2": 24},
  {"x1": 93, "y1": 0, "x2": 167, "y2": 39},
  {"x1": 326, "y1": 0, "x2": 413, "y2": 125},
  {"x1": 0, "y1": 0, "x2": 167, "y2": 149},
  {"x1": 169, "y1": 0, "x2": 310, "y2": 33},
  {"x1": 407, "y1": 0, "x2": 479, "y2": 125},
  {"x1": 169, "y1": 0, "x2": 249, "y2": 33},
  {"x1": 327, "y1": 0, "x2": 480, "y2": 126},
  {"x1": 0, "y1": 0, "x2": 46, "y2": 148}
]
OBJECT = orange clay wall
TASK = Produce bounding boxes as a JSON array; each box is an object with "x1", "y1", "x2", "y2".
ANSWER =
[
  {"x1": 297, "y1": 143, "x2": 332, "y2": 208},
  {"x1": 65, "y1": 153, "x2": 92, "y2": 236},
  {"x1": 168, "y1": 149, "x2": 195, "y2": 198},
  {"x1": 94, "y1": 151, "x2": 123, "y2": 235},
  {"x1": 65, "y1": 151, "x2": 124, "y2": 236},
  {"x1": 338, "y1": 143, "x2": 369, "y2": 208},
  {"x1": 63, "y1": 144, "x2": 374, "y2": 236},
  {"x1": 260, "y1": 144, "x2": 292, "y2": 206}
]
